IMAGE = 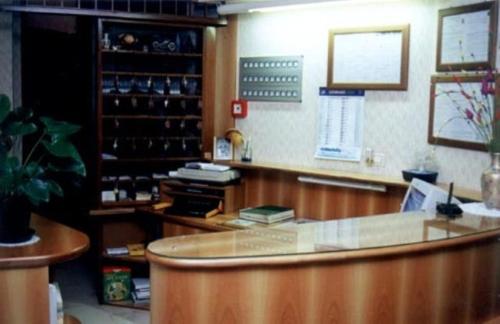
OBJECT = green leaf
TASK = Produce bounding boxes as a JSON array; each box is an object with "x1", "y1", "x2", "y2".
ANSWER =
[
  {"x1": 48, "y1": 159, "x2": 86, "y2": 177},
  {"x1": 40, "y1": 117, "x2": 81, "y2": 136},
  {"x1": 42, "y1": 139, "x2": 82, "y2": 161},
  {"x1": 47, "y1": 180, "x2": 63, "y2": 197},
  {"x1": 0, "y1": 94, "x2": 11, "y2": 124},
  {"x1": 19, "y1": 178, "x2": 49, "y2": 206},
  {"x1": 4, "y1": 156, "x2": 20, "y2": 171},
  {"x1": 11, "y1": 106, "x2": 33, "y2": 121},
  {"x1": 24, "y1": 162, "x2": 44, "y2": 178},
  {"x1": 4, "y1": 121, "x2": 37, "y2": 136}
]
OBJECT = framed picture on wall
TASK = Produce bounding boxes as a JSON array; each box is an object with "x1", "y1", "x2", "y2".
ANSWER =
[
  {"x1": 213, "y1": 137, "x2": 233, "y2": 160},
  {"x1": 428, "y1": 74, "x2": 497, "y2": 151},
  {"x1": 327, "y1": 25, "x2": 410, "y2": 90},
  {"x1": 436, "y1": 2, "x2": 497, "y2": 71}
]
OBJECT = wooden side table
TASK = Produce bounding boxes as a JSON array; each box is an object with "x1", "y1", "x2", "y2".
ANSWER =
[{"x1": 0, "y1": 214, "x2": 89, "y2": 324}]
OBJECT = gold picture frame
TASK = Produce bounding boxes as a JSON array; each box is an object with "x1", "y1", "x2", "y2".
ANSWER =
[{"x1": 327, "y1": 25, "x2": 410, "y2": 90}]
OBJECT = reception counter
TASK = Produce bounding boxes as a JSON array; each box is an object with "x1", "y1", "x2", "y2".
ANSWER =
[{"x1": 147, "y1": 211, "x2": 500, "y2": 324}]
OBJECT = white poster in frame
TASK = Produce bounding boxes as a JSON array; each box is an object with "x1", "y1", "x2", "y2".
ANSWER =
[
  {"x1": 327, "y1": 25, "x2": 410, "y2": 90},
  {"x1": 437, "y1": 1, "x2": 497, "y2": 71}
]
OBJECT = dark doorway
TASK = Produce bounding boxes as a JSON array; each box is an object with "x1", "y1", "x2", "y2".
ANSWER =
[{"x1": 21, "y1": 14, "x2": 96, "y2": 226}]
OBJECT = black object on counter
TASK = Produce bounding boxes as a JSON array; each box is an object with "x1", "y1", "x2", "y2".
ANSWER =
[
  {"x1": 402, "y1": 169, "x2": 438, "y2": 183},
  {"x1": 436, "y1": 182, "x2": 463, "y2": 219}
]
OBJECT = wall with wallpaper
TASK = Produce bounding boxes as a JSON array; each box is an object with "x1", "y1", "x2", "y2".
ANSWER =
[
  {"x1": 235, "y1": 0, "x2": 498, "y2": 191},
  {"x1": 0, "y1": 13, "x2": 13, "y2": 100}
]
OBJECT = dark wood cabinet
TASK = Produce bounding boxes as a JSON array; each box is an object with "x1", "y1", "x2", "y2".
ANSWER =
[{"x1": 96, "y1": 19, "x2": 207, "y2": 208}]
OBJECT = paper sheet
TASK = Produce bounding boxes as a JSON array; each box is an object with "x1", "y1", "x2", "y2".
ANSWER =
[
  {"x1": 460, "y1": 202, "x2": 500, "y2": 217},
  {"x1": 315, "y1": 88, "x2": 364, "y2": 161},
  {"x1": 333, "y1": 31, "x2": 402, "y2": 84},
  {"x1": 441, "y1": 10, "x2": 490, "y2": 64}
]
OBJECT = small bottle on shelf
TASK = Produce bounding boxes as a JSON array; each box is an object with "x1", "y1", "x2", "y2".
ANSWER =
[
  {"x1": 164, "y1": 77, "x2": 171, "y2": 95},
  {"x1": 102, "y1": 33, "x2": 111, "y2": 50},
  {"x1": 111, "y1": 75, "x2": 121, "y2": 94},
  {"x1": 129, "y1": 77, "x2": 140, "y2": 94},
  {"x1": 130, "y1": 96, "x2": 139, "y2": 114},
  {"x1": 147, "y1": 77, "x2": 156, "y2": 94},
  {"x1": 113, "y1": 97, "x2": 120, "y2": 114},
  {"x1": 180, "y1": 77, "x2": 188, "y2": 95}
]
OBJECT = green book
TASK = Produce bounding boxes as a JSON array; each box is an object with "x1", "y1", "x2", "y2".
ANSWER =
[
  {"x1": 239, "y1": 205, "x2": 294, "y2": 224},
  {"x1": 103, "y1": 266, "x2": 131, "y2": 302}
]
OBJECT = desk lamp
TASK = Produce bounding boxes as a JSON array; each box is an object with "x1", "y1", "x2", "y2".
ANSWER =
[{"x1": 225, "y1": 128, "x2": 252, "y2": 162}]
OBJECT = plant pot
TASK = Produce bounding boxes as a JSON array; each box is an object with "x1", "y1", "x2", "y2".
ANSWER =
[
  {"x1": 481, "y1": 152, "x2": 500, "y2": 210},
  {"x1": 0, "y1": 197, "x2": 34, "y2": 244}
]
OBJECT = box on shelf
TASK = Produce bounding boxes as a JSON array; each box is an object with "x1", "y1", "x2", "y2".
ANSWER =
[{"x1": 103, "y1": 266, "x2": 132, "y2": 302}]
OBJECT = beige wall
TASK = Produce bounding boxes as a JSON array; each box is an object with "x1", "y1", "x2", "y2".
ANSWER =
[
  {"x1": 0, "y1": 13, "x2": 13, "y2": 100},
  {"x1": 235, "y1": 0, "x2": 498, "y2": 191}
]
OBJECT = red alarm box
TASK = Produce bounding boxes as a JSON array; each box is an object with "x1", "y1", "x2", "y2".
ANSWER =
[{"x1": 231, "y1": 100, "x2": 248, "y2": 118}]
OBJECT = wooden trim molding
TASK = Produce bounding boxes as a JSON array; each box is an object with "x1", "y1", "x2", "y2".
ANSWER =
[{"x1": 147, "y1": 228, "x2": 500, "y2": 269}]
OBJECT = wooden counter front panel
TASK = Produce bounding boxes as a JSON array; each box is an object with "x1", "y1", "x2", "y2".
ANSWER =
[
  {"x1": 162, "y1": 222, "x2": 212, "y2": 237},
  {"x1": 242, "y1": 169, "x2": 406, "y2": 220},
  {"x1": 150, "y1": 239, "x2": 500, "y2": 324},
  {"x1": 0, "y1": 267, "x2": 49, "y2": 324}
]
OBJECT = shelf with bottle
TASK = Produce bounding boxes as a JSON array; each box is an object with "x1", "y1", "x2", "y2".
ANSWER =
[
  {"x1": 102, "y1": 74, "x2": 201, "y2": 96},
  {"x1": 102, "y1": 117, "x2": 202, "y2": 137},
  {"x1": 102, "y1": 95, "x2": 202, "y2": 117},
  {"x1": 102, "y1": 71, "x2": 202, "y2": 79},
  {"x1": 100, "y1": 21, "x2": 203, "y2": 56},
  {"x1": 102, "y1": 115, "x2": 202, "y2": 120},
  {"x1": 102, "y1": 252, "x2": 147, "y2": 264},
  {"x1": 101, "y1": 48, "x2": 202, "y2": 58},
  {"x1": 101, "y1": 157, "x2": 199, "y2": 163},
  {"x1": 102, "y1": 93, "x2": 201, "y2": 99}
]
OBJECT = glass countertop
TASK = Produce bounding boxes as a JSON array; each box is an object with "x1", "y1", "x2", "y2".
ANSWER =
[{"x1": 148, "y1": 211, "x2": 500, "y2": 260}]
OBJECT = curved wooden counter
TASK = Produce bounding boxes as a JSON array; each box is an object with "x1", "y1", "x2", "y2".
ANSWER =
[
  {"x1": 0, "y1": 214, "x2": 89, "y2": 324},
  {"x1": 147, "y1": 211, "x2": 500, "y2": 324}
]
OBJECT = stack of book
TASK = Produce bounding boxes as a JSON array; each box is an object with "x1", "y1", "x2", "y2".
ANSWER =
[
  {"x1": 239, "y1": 205, "x2": 294, "y2": 224},
  {"x1": 131, "y1": 278, "x2": 150, "y2": 304}
]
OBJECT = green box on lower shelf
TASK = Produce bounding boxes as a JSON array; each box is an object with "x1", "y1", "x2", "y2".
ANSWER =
[{"x1": 103, "y1": 266, "x2": 131, "y2": 302}]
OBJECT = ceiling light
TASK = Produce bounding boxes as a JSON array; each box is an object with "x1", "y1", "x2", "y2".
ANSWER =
[{"x1": 217, "y1": 0, "x2": 400, "y2": 15}]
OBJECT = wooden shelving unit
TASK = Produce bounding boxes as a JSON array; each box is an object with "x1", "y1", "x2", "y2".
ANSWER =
[
  {"x1": 97, "y1": 18, "x2": 207, "y2": 208},
  {"x1": 103, "y1": 71, "x2": 202, "y2": 78},
  {"x1": 102, "y1": 115, "x2": 202, "y2": 119},
  {"x1": 94, "y1": 18, "x2": 210, "y2": 310},
  {"x1": 101, "y1": 48, "x2": 203, "y2": 57},
  {"x1": 102, "y1": 93, "x2": 202, "y2": 99},
  {"x1": 102, "y1": 252, "x2": 148, "y2": 264}
]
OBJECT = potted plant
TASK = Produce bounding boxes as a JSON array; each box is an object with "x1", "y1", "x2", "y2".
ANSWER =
[{"x1": 0, "y1": 94, "x2": 86, "y2": 243}]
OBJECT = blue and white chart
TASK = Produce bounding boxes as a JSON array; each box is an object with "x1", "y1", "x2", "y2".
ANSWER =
[{"x1": 315, "y1": 88, "x2": 364, "y2": 161}]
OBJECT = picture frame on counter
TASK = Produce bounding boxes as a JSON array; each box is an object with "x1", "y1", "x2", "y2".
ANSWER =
[{"x1": 213, "y1": 137, "x2": 233, "y2": 160}]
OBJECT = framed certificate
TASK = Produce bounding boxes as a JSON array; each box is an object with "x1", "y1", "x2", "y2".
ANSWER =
[
  {"x1": 428, "y1": 74, "x2": 496, "y2": 151},
  {"x1": 327, "y1": 25, "x2": 410, "y2": 90},
  {"x1": 436, "y1": 2, "x2": 497, "y2": 71}
]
